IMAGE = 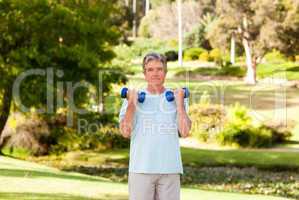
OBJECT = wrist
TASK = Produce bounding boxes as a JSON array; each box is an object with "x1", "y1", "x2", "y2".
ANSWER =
[
  {"x1": 127, "y1": 101, "x2": 136, "y2": 110},
  {"x1": 177, "y1": 105, "x2": 185, "y2": 114}
]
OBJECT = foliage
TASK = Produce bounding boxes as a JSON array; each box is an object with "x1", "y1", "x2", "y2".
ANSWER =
[
  {"x1": 129, "y1": 38, "x2": 173, "y2": 58},
  {"x1": 190, "y1": 100, "x2": 292, "y2": 148},
  {"x1": 199, "y1": 51, "x2": 211, "y2": 62},
  {"x1": 184, "y1": 24, "x2": 209, "y2": 49},
  {"x1": 48, "y1": 113, "x2": 129, "y2": 155},
  {"x1": 209, "y1": 48, "x2": 222, "y2": 64},
  {"x1": 216, "y1": 103, "x2": 292, "y2": 148},
  {"x1": 264, "y1": 49, "x2": 288, "y2": 64},
  {"x1": 138, "y1": 1, "x2": 204, "y2": 39},
  {"x1": 0, "y1": 0, "x2": 127, "y2": 144},
  {"x1": 183, "y1": 47, "x2": 207, "y2": 61},
  {"x1": 189, "y1": 97, "x2": 225, "y2": 143},
  {"x1": 174, "y1": 66, "x2": 246, "y2": 77},
  {"x1": 257, "y1": 62, "x2": 299, "y2": 80},
  {"x1": 164, "y1": 50, "x2": 178, "y2": 61}
]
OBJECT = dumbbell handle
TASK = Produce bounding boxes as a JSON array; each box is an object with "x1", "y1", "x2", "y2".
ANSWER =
[{"x1": 120, "y1": 87, "x2": 146, "y2": 103}]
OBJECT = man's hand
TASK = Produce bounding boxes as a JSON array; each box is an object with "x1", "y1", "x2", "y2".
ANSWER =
[{"x1": 127, "y1": 89, "x2": 138, "y2": 106}]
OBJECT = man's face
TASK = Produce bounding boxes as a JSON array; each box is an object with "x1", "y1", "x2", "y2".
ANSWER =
[{"x1": 144, "y1": 60, "x2": 167, "y2": 86}]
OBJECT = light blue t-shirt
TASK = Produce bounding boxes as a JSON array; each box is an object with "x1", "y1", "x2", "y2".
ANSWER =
[{"x1": 119, "y1": 88, "x2": 188, "y2": 174}]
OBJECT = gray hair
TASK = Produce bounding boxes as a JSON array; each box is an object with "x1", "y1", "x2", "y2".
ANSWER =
[{"x1": 142, "y1": 52, "x2": 167, "y2": 72}]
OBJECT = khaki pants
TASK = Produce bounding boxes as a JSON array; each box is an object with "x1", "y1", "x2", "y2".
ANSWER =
[{"x1": 128, "y1": 172, "x2": 180, "y2": 200}]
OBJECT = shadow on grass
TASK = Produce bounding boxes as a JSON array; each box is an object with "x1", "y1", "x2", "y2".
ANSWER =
[
  {"x1": 0, "y1": 168, "x2": 110, "y2": 183},
  {"x1": 62, "y1": 166, "x2": 128, "y2": 182},
  {"x1": 0, "y1": 192, "x2": 128, "y2": 200},
  {"x1": 286, "y1": 66, "x2": 299, "y2": 72}
]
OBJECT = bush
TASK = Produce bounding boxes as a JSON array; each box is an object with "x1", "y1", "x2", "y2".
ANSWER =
[
  {"x1": 129, "y1": 38, "x2": 174, "y2": 58},
  {"x1": 183, "y1": 47, "x2": 207, "y2": 61},
  {"x1": 199, "y1": 51, "x2": 210, "y2": 61},
  {"x1": 218, "y1": 65, "x2": 246, "y2": 77},
  {"x1": 174, "y1": 65, "x2": 246, "y2": 78},
  {"x1": 264, "y1": 49, "x2": 287, "y2": 64},
  {"x1": 164, "y1": 50, "x2": 178, "y2": 61},
  {"x1": 189, "y1": 94, "x2": 226, "y2": 142},
  {"x1": 209, "y1": 48, "x2": 222, "y2": 63},
  {"x1": 48, "y1": 113, "x2": 129, "y2": 155},
  {"x1": 217, "y1": 124, "x2": 274, "y2": 148},
  {"x1": 216, "y1": 103, "x2": 291, "y2": 148}
]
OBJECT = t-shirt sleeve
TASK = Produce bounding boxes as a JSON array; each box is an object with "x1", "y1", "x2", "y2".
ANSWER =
[{"x1": 119, "y1": 99, "x2": 128, "y2": 124}]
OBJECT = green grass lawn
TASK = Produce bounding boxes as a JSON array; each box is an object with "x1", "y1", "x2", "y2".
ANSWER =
[
  {"x1": 19, "y1": 147, "x2": 299, "y2": 199},
  {"x1": 0, "y1": 155, "x2": 295, "y2": 200},
  {"x1": 28, "y1": 147, "x2": 299, "y2": 170}
]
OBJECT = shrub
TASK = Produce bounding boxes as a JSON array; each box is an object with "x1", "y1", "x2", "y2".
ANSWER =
[
  {"x1": 174, "y1": 65, "x2": 246, "y2": 78},
  {"x1": 189, "y1": 94, "x2": 226, "y2": 142},
  {"x1": 264, "y1": 49, "x2": 287, "y2": 64},
  {"x1": 199, "y1": 51, "x2": 210, "y2": 62},
  {"x1": 164, "y1": 50, "x2": 178, "y2": 61},
  {"x1": 218, "y1": 65, "x2": 246, "y2": 77},
  {"x1": 130, "y1": 38, "x2": 173, "y2": 58},
  {"x1": 48, "y1": 112, "x2": 129, "y2": 155},
  {"x1": 184, "y1": 47, "x2": 207, "y2": 61},
  {"x1": 216, "y1": 103, "x2": 292, "y2": 148},
  {"x1": 209, "y1": 48, "x2": 222, "y2": 63}
]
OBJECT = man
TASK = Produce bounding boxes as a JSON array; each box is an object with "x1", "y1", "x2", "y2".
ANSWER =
[{"x1": 119, "y1": 52, "x2": 192, "y2": 200}]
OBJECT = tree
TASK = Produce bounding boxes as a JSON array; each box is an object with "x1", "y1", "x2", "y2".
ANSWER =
[
  {"x1": 208, "y1": 0, "x2": 298, "y2": 84},
  {"x1": 0, "y1": 0, "x2": 126, "y2": 147}
]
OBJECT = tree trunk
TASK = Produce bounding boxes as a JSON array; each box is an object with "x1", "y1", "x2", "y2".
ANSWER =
[
  {"x1": 0, "y1": 83, "x2": 13, "y2": 150},
  {"x1": 242, "y1": 37, "x2": 256, "y2": 84},
  {"x1": 145, "y1": 0, "x2": 150, "y2": 15},
  {"x1": 132, "y1": 0, "x2": 137, "y2": 38},
  {"x1": 230, "y1": 33, "x2": 235, "y2": 64}
]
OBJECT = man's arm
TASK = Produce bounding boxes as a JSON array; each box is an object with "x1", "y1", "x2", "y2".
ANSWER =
[
  {"x1": 175, "y1": 89, "x2": 192, "y2": 138},
  {"x1": 120, "y1": 102, "x2": 136, "y2": 138},
  {"x1": 119, "y1": 89, "x2": 137, "y2": 138}
]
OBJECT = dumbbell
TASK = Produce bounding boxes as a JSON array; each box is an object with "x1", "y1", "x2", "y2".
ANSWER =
[
  {"x1": 165, "y1": 87, "x2": 189, "y2": 102},
  {"x1": 120, "y1": 87, "x2": 146, "y2": 103}
]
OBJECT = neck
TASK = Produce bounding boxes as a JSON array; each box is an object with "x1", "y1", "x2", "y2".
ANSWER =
[{"x1": 146, "y1": 84, "x2": 165, "y2": 94}]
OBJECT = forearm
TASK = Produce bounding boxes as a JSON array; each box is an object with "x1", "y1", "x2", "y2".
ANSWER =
[
  {"x1": 120, "y1": 103, "x2": 136, "y2": 138},
  {"x1": 177, "y1": 105, "x2": 192, "y2": 138}
]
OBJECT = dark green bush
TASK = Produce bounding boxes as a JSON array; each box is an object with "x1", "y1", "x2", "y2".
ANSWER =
[{"x1": 164, "y1": 50, "x2": 178, "y2": 61}]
